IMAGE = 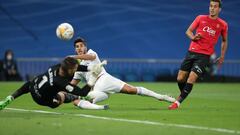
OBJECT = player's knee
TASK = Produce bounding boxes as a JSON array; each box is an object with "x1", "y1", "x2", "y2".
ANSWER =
[
  {"x1": 177, "y1": 74, "x2": 186, "y2": 82},
  {"x1": 187, "y1": 72, "x2": 198, "y2": 84},
  {"x1": 88, "y1": 91, "x2": 108, "y2": 103},
  {"x1": 177, "y1": 71, "x2": 188, "y2": 82}
]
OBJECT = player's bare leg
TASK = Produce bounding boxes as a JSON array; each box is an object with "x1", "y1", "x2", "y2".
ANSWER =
[
  {"x1": 177, "y1": 70, "x2": 189, "y2": 92},
  {"x1": 120, "y1": 84, "x2": 175, "y2": 103},
  {"x1": 169, "y1": 71, "x2": 198, "y2": 110}
]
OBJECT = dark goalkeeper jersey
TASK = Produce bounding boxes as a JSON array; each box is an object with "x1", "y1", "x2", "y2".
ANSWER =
[{"x1": 31, "y1": 64, "x2": 88, "y2": 100}]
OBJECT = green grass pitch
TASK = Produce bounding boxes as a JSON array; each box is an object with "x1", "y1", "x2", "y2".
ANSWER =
[{"x1": 0, "y1": 82, "x2": 240, "y2": 135}]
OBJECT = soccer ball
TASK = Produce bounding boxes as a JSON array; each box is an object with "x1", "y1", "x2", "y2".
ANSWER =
[{"x1": 56, "y1": 23, "x2": 74, "y2": 40}]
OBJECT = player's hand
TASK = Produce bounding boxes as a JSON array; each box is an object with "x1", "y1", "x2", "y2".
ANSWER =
[
  {"x1": 91, "y1": 60, "x2": 107, "y2": 76},
  {"x1": 192, "y1": 33, "x2": 202, "y2": 41},
  {"x1": 216, "y1": 56, "x2": 224, "y2": 65}
]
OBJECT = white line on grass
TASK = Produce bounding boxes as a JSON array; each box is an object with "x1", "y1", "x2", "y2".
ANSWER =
[{"x1": 5, "y1": 107, "x2": 240, "y2": 135}]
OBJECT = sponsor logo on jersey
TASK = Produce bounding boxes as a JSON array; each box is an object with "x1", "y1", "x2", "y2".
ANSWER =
[{"x1": 203, "y1": 26, "x2": 216, "y2": 36}]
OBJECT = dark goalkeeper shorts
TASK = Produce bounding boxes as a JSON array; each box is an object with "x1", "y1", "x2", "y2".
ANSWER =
[
  {"x1": 180, "y1": 51, "x2": 210, "y2": 77},
  {"x1": 29, "y1": 82, "x2": 60, "y2": 108}
]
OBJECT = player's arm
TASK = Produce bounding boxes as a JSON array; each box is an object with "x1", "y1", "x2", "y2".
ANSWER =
[
  {"x1": 57, "y1": 80, "x2": 90, "y2": 96},
  {"x1": 71, "y1": 53, "x2": 96, "y2": 61},
  {"x1": 186, "y1": 16, "x2": 201, "y2": 41},
  {"x1": 70, "y1": 79, "x2": 91, "y2": 98},
  {"x1": 186, "y1": 26, "x2": 201, "y2": 41},
  {"x1": 77, "y1": 65, "x2": 88, "y2": 72},
  {"x1": 70, "y1": 79, "x2": 80, "y2": 86},
  {"x1": 68, "y1": 84, "x2": 90, "y2": 97},
  {"x1": 217, "y1": 30, "x2": 228, "y2": 64}
]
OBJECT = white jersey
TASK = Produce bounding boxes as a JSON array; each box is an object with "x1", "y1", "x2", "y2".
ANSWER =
[
  {"x1": 73, "y1": 49, "x2": 106, "y2": 83},
  {"x1": 73, "y1": 49, "x2": 126, "y2": 93}
]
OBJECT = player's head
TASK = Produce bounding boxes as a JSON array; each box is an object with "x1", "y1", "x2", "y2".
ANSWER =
[
  {"x1": 4, "y1": 49, "x2": 14, "y2": 61},
  {"x1": 74, "y1": 37, "x2": 87, "y2": 55},
  {"x1": 60, "y1": 57, "x2": 79, "y2": 77},
  {"x1": 209, "y1": 0, "x2": 222, "y2": 17}
]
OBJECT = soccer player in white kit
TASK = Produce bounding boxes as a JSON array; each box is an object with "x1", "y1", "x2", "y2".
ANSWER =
[{"x1": 70, "y1": 37, "x2": 176, "y2": 105}]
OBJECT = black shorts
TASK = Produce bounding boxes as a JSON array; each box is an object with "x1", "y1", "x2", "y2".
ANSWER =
[
  {"x1": 180, "y1": 51, "x2": 210, "y2": 77},
  {"x1": 29, "y1": 82, "x2": 60, "y2": 108}
]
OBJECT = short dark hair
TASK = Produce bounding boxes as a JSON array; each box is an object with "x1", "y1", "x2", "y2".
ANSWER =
[
  {"x1": 61, "y1": 57, "x2": 79, "y2": 72},
  {"x1": 4, "y1": 49, "x2": 14, "y2": 59},
  {"x1": 210, "y1": 0, "x2": 222, "y2": 8},
  {"x1": 74, "y1": 37, "x2": 87, "y2": 47}
]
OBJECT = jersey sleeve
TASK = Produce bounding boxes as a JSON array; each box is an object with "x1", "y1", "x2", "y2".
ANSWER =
[
  {"x1": 77, "y1": 65, "x2": 88, "y2": 72},
  {"x1": 190, "y1": 15, "x2": 201, "y2": 30},
  {"x1": 87, "y1": 49, "x2": 97, "y2": 56}
]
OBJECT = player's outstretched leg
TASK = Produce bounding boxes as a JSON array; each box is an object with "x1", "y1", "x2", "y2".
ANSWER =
[
  {"x1": 136, "y1": 87, "x2": 176, "y2": 103},
  {"x1": 0, "y1": 96, "x2": 14, "y2": 110},
  {"x1": 0, "y1": 82, "x2": 31, "y2": 110},
  {"x1": 120, "y1": 84, "x2": 175, "y2": 103},
  {"x1": 169, "y1": 71, "x2": 196, "y2": 110},
  {"x1": 73, "y1": 99, "x2": 109, "y2": 110}
]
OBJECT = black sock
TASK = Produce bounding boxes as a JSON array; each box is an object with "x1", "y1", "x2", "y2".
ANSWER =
[
  {"x1": 64, "y1": 93, "x2": 79, "y2": 103},
  {"x1": 177, "y1": 82, "x2": 186, "y2": 92},
  {"x1": 11, "y1": 82, "x2": 30, "y2": 99},
  {"x1": 178, "y1": 83, "x2": 193, "y2": 103}
]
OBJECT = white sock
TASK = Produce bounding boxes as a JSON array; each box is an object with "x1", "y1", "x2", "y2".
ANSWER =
[
  {"x1": 175, "y1": 101, "x2": 180, "y2": 107},
  {"x1": 88, "y1": 91, "x2": 109, "y2": 104},
  {"x1": 136, "y1": 87, "x2": 176, "y2": 102},
  {"x1": 77, "y1": 100, "x2": 105, "y2": 110},
  {"x1": 136, "y1": 87, "x2": 165, "y2": 99}
]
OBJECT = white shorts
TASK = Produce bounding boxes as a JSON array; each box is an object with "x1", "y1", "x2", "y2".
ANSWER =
[{"x1": 93, "y1": 73, "x2": 126, "y2": 94}]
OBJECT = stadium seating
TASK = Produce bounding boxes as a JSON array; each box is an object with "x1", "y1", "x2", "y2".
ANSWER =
[{"x1": 0, "y1": 0, "x2": 239, "y2": 60}]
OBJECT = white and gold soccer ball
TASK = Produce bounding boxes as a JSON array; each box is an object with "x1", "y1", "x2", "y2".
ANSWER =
[{"x1": 56, "y1": 23, "x2": 74, "y2": 40}]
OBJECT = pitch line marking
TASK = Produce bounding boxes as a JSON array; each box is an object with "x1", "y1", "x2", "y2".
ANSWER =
[{"x1": 4, "y1": 107, "x2": 240, "y2": 135}]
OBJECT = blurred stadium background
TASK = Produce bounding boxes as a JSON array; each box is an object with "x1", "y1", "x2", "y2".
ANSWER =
[{"x1": 0, "y1": 0, "x2": 239, "y2": 82}]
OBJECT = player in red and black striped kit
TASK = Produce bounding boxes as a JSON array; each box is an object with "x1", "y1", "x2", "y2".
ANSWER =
[{"x1": 169, "y1": 0, "x2": 228, "y2": 110}]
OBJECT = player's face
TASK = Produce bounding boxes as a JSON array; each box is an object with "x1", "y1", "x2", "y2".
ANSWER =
[
  {"x1": 66, "y1": 64, "x2": 78, "y2": 76},
  {"x1": 75, "y1": 42, "x2": 87, "y2": 55},
  {"x1": 209, "y1": 1, "x2": 221, "y2": 17}
]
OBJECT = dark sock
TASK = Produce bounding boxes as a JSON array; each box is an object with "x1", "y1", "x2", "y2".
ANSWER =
[
  {"x1": 11, "y1": 82, "x2": 30, "y2": 99},
  {"x1": 64, "y1": 93, "x2": 79, "y2": 103},
  {"x1": 178, "y1": 83, "x2": 193, "y2": 103},
  {"x1": 177, "y1": 82, "x2": 186, "y2": 92}
]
